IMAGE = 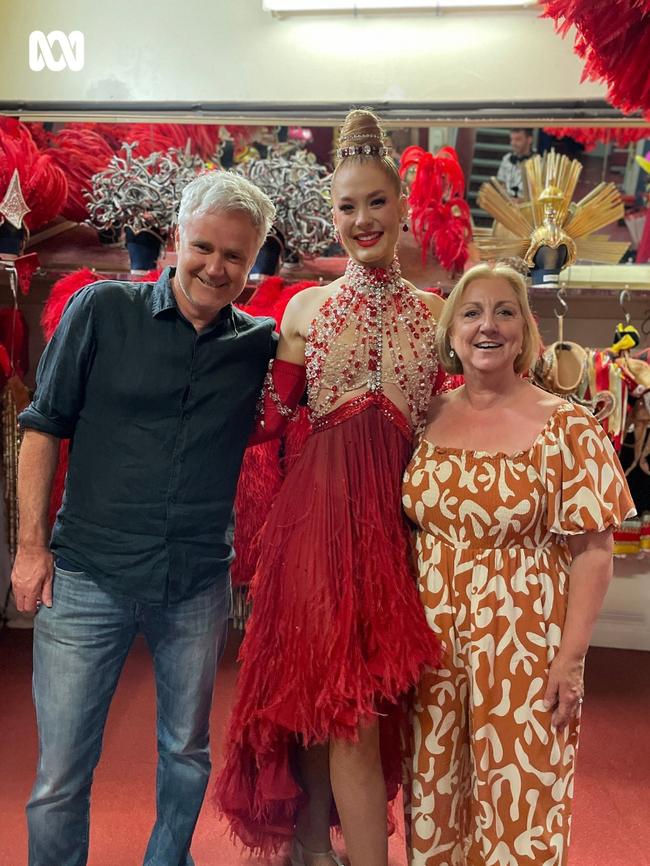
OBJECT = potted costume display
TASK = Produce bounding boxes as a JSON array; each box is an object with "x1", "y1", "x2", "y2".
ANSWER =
[
  {"x1": 86, "y1": 143, "x2": 203, "y2": 272},
  {"x1": 237, "y1": 144, "x2": 336, "y2": 277}
]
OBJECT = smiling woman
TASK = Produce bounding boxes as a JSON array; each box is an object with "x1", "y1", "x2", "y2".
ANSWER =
[
  {"x1": 330, "y1": 110, "x2": 405, "y2": 265},
  {"x1": 214, "y1": 108, "x2": 448, "y2": 866},
  {"x1": 435, "y1": 261, "x2": 540, "y2": 378},
  {"x1": 401, "y1": 262, "x2": 635, "y2": 866}
]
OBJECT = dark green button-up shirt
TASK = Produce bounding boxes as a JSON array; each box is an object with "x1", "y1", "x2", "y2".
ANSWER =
[{"x1": 19, "y1": 268, "x2": 276, "y2": 604}]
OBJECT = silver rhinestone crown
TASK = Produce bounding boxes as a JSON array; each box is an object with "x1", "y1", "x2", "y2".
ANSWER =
[{"x1": 336, "y1": 144, "x2": 390, "y2": 159}]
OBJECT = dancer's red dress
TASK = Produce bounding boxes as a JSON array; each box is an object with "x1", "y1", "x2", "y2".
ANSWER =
[{"x1": 215, "y1": 259, "x2": 444, "y2": 854}]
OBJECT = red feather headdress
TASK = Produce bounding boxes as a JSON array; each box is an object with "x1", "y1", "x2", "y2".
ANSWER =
[
  {"x1": 44, "y1": 128, "x2": 115, "y2": 222},
  {"x1": 399, "y1": 145, "x2": 472, "y2": 273},
  {"x1": 0, "y1": 118, "x2": 67, "y2": 232}
]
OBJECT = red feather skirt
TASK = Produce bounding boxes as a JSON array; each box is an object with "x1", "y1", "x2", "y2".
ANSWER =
[{"x1": 214, "y1": 393, "x2": 442, "y2": 855}]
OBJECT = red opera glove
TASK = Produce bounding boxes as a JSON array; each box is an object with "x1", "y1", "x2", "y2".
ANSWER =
[{"x1": 249, "y1": 358, "x2": 306, "y2": 445}]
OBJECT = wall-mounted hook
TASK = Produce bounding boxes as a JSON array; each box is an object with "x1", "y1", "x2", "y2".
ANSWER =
[
  {"x1": 555, "y1": 287, "x2": 568, "y2": 346},
  {"x1": 554, "y1": 286, "x2": 568, "y2": 319},
  {"x1": 619, "y1": 287, "x2": 631, "y2": 326}
]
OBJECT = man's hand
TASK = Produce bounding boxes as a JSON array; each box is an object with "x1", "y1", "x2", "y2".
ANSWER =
[
  {"x1": 11, "y1": 545, "x2": 54, "y2": 613},
  {"x1": 11, "y1": 428, "x2": 61, "y2": 613}
]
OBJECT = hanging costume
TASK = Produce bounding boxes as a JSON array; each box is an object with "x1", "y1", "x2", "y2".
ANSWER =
[{"x1": 215, "y1": 257, "x2": 445, "y2": 855}]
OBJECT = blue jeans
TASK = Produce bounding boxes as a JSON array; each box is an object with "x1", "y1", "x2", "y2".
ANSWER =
[{"x1": 27, "y1": 564, "x2": 230, "y2": 866}]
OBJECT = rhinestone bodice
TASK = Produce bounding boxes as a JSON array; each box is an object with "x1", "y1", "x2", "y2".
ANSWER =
[{"x1": 304, "y1": 258, "x2": 439, "y2": 428}]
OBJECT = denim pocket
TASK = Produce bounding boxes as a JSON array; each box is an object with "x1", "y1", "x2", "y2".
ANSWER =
[{"x1": 54, "y1": 564, "x2": 85, "y2": 578}]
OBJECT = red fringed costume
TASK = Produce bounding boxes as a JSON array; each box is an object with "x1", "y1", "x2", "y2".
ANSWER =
[
  {"x1": 543, "y1": 0, "x2": 650, "y2": 116},
  {"x1": 215, "y1": 258, "x2": 445, "y2": 856},
  {"x1": 230, "y1": 278, "x2": 317, "y2": 589},
  {"x1": 399, "y1": 145, "x2": 472, "y2": 273}
]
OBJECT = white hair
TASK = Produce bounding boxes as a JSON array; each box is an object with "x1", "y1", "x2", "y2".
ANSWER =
[{"x1": 177, "y1": 170, "x2": 276, "y2": 240}]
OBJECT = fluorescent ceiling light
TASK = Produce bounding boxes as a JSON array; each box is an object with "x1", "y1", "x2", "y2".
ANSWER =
[{"x1": 264, "y1": 0, "x2": 538, "y2": 11}]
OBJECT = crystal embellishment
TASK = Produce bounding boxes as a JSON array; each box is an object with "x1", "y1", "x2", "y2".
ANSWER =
[
  {"x1": 0, "y1": 169, "x2": 30, "y2": 230},
  {"x1": 305, "y1": 257, "x2": 439, "y2": 428}
]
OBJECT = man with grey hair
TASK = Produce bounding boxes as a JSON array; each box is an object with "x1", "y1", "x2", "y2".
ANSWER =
[{"x1": 12, "y1": 171, "x2": 277, "y2": 866}]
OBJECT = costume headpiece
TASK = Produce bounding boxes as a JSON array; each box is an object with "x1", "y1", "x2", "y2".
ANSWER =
[
  {"x1": 399, "y1": 145, "x2": 472, "y2": 273},
  {"x1": 475, "y1": 150, "x2": 629, "y2": 286},
  {"x1": 0, "y1": 118, "x2": 67, "y2": 252},
  {"x1": 43, "y1": 126, "x2": 115, "y2": 222},
  {"x1": 119, "y1": 123, "x2": 223, "y2": 162},
  {"x1": 86, "y1": 143, "x2": 203, "y2": 268},
  {"x1": 543, "y1": 0, "x2": 650, "y2": 116},
  {"x1": 237, "y1": 145, "x2": 336, "y2": 264},
  {"x1": 336, "y1": 143, "x2": 390, "y2": 159},
  {"x1": 335, "y1": 122, "x2": 390, "y2": 162}
]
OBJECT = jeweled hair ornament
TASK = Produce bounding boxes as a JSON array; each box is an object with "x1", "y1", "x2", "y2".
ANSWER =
[{"x1": 336, "y1": 144, "x2": 391, "y2": 159}]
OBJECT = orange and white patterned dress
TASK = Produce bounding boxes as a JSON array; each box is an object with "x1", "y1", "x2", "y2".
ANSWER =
[{"x1": 401, "y1": 402, "x2": 635, "y2": 866}]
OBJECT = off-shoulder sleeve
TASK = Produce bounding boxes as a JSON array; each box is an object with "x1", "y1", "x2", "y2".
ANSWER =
[{"x1": 543, "y1": 404, "x2": 636, "y2": 535}]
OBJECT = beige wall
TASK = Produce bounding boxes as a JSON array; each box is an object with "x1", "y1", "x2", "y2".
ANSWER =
[{"x1": 0, "y1": 0, "x2": 605, "y2": 108}]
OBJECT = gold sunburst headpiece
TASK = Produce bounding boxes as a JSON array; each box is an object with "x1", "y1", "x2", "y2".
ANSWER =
[{"x1": 475, "y1": 150, "x2": 629, "y2": 277}]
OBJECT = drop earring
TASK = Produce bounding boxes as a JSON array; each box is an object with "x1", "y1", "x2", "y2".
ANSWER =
[
  {"x1": 449, "y1": 348, "x2": 455, "y2": 358},
  {"x1": 402, "y1": 223, "x2": 409, "y2": 233}
]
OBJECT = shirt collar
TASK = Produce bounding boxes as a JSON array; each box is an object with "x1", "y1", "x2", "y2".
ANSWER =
[
  {"x1": 151, "y1": 266, "x2": 237, "y2": 332},
  {"x1": 151, "y1": 267, "x2": 177, "y2": 317}
]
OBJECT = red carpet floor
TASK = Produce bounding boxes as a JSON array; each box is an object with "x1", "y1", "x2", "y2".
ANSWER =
[{"x1": 0, "y1": 629, "x2": 648, "y2": 866}]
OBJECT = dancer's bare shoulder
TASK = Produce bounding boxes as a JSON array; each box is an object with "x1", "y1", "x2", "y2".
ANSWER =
[
  {"x1": 281, "y1": 277, "x2": 346, "y2": 340},
  {"x1": 412, "y1": 285, "x2": 445, "y2": 321}
]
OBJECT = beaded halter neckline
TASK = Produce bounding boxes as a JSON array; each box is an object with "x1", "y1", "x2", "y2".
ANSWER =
[{"x1": 304, "y1": 257, "x2": 438, "y2": 426}]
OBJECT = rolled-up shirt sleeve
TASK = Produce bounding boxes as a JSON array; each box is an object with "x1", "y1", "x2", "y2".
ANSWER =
[{"x1": 19, "y1": 286, "x2": 96, "y2": 438}]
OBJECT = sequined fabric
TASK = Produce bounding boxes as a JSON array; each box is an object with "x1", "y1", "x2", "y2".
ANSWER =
[
  {"x1": 311, "y1": 391, "x2": 412, "y2": 439},
  {"x1": 304, "y1": 258, "x2": 438, "y2": 427}
]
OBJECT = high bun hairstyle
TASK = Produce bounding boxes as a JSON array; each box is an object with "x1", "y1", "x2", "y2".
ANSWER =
[{"x1": 333, "y1": 108, "x2": 402, "y2": 195}]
